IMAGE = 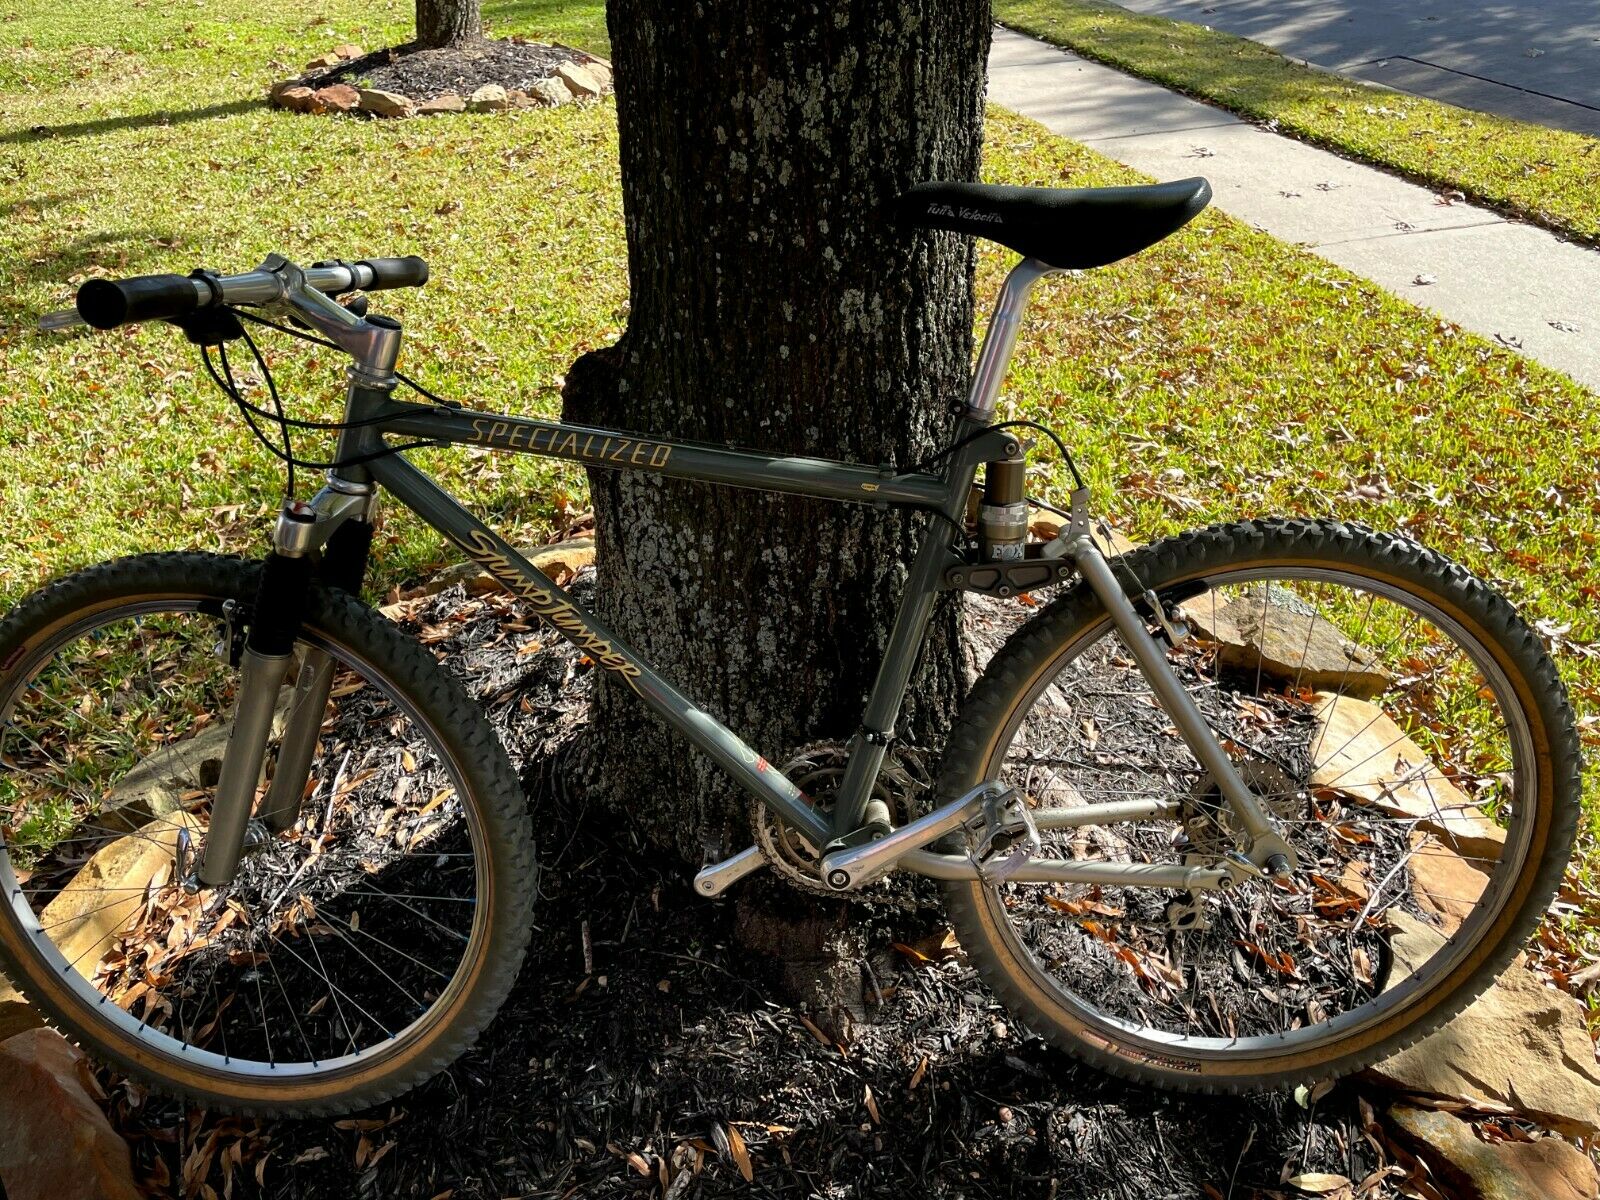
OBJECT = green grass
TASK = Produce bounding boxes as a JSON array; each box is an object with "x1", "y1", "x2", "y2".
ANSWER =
[
  {"x1": 978, "y1": 110, "x2": 1600, "y2": 795},
  {"x1": 0, "y1": 0, "x2": 619, "y2": 596},
  {"x1": 994, "y1": 0, "x2": 1600, "y2": 245},
  {"x1": 2, "y1": 2, "x2": 1598, "y2": 799}
]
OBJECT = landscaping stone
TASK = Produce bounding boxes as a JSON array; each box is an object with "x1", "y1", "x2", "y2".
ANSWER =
[
  {"x1": 310, "y1": 83, "x2": 360, "y2": 114},
  {"x1": 1408, "y1": 832, "x2": 1487, "y2": 934},
  {"x1": 416, "y1": 92, "x2": 467, "y2": 115},
  {"x1": 0, "y1": 811, "x2": 201, "y2": 1013},
  {"x1": 0, "y1": 1027, "x2": 142, "y2": 1200},
  {"x1": 1308, "y1": 693, "x2": 1505, "y2": 861},
  {"x1": 526, "y1": 77, "x2": 573, "y2": 106},
  {"x1": 95, "y1": 721, "x2": 229, "y2": 834},
  {"x1": 271, "y1": 40, "x2": 595, "y2": 122},
  {"x1": 1370, "y1": 913, "x2": 1600, "y2": 1137},
  {"x1": 468, "y1": 83, "x2": 511, "y2": 112},
  {"x1": 1180, "y1": 587, "x2": 1392, "y2": 698},
  {"x1": 1388, "y1": 1104, "x2": 1598, "y2": 1200},
  {"x1": 555, "y1": 62, "x2": 605, "y2": 98},
  {"x1": 358, "y1": 87, "x2": 414, "y2": 118},
  {"x1": 272, "y1": 84, "x2": 316, "y2": 113},
  {"x1": 0, "y1": 997, "x2": 43, "y2": 1040}
]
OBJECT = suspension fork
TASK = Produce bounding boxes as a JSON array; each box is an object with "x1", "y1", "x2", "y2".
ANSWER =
[
  {"x1": 193, "y1": 479, "x2": 380, "y2": 886},
  {"x1": 256, "y1": 509, "x2": 375, "y2": 834}
]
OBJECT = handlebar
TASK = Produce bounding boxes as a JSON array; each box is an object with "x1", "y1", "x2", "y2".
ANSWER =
[{"x1": 41, "y1": 255, "x2": 429, "y2": 332}]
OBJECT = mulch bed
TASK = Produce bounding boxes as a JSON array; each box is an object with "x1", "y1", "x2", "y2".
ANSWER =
[
  {"x1": 102, "y1": 576, "x2": 1392, "y2": 1199},
  {"x1": 300, "y1": 39, "x2": 586, "y2": 104}
]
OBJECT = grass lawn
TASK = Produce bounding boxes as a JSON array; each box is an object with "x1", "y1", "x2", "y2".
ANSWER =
[
  {"x1": 3, "y1": 0, "x2": 1598, "y2": 855},
  {"x1": 994, "y1": 0, "x2": 1600, "y2": 245}
]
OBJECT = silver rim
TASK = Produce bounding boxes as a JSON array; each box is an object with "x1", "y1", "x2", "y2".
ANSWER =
[
  {"x1": 0, "y1": 596, "x2": 491, "y2": 1085},
  {"x1": 979, "y1": 565, "x2": 1538, "y2": 1062}
]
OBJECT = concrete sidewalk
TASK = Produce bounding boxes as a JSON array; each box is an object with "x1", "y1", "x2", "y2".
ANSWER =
[{"x1": 987, "y1": 27, "x2": 1600, "y2": 392}]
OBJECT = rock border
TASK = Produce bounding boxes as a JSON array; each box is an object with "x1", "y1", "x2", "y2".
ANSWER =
[{"x1": 267, "y1": 41, "x2": 613, "y2": 119}]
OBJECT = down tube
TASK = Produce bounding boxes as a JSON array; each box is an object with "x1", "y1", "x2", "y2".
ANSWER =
[{"x1": 369, "y1": 453, "x2": 835, "y2": 851}]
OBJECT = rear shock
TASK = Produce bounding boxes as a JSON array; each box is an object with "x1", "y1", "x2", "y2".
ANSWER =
[{"x1": 979, "y1": 453, "x2": 1028, "y2": 561}]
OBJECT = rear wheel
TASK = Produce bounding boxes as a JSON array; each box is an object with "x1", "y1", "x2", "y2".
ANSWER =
[
  {"x1": 941, "y1": 519, "x2": 1579, "y2": 1091},
  {"x1": 0, "y1": 553, "x2": 535, "y2": 1116}
]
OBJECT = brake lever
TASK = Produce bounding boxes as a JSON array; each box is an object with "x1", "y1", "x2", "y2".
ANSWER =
[{"x1": 37, "y1": 309, "x2": 87, "y2": 333}]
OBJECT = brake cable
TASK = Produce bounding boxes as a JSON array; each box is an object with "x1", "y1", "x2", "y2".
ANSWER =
[
  {"x1": 206, "y1": 308, "x2": 1078, "y2": 557},
  {"x1": 199, "y1": 311, "x2": 446, "y2": 488}
]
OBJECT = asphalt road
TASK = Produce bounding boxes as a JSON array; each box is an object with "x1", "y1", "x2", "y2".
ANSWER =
[{"x1": 1112, "y1": 0, "x2": 1600, "y2": 136}]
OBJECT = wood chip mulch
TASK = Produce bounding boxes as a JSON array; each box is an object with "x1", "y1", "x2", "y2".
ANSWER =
[
  {"x1": 299, "y1": 38, "x2": 585, "y2": 103},
  {"x1": 102, "y1": 575, "x2": 1393, "y2": 1199}
]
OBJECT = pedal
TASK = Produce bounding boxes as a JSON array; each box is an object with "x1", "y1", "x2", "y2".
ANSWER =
[
  {"x1": 692, "y1": 845, "x2": 768, "y2": 898},
  {"x1": 964, "y1": 786, "x2": 1040, "y2": 884}
]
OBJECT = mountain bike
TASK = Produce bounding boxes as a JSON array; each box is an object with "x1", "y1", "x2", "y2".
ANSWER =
[{"x1": 5, "y1": 175, "x2": 1578, "y2": 1116}]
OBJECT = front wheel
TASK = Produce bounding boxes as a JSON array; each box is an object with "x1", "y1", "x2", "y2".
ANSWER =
[
  {"x1": 0, "y1": 553, "x2": 535, "y2": 1116},
  {"x1": 941, "y1": 519, "x2": 1579, "y2": 1092}
]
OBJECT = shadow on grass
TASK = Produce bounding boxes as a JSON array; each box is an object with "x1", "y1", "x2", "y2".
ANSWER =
[
  {"x1": 0, "y1": 229, "x2": 173, "y2": 330},
  {"x1": 0, "y1": 97, "x2": 264, "y2": 146}
]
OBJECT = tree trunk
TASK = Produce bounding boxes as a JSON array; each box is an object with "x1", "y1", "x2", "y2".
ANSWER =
[
  {"x1": 415, "y1": 0, "x2": 481, "y2": 48},
  {"x1": 564, "y1": 4, "x2": 992, "y2": 874}
]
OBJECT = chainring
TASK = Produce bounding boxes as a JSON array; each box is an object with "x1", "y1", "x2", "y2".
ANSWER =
[{"x1": 750, "y1": 740, "x2": 932, "y2": 896}]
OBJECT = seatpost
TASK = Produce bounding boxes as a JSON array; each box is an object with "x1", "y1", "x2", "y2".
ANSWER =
[{"x1": 962, "y1": 258, "x2": 1056, "y2": 423}]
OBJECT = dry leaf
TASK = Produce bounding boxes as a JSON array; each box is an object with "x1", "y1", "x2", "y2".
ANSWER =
[
  {"x1": 726, "y1": 1123, "x2": 753, "y2": 1183},
  {"x1": 863, "y1": 1084, "x2": 881, "y2": 1124},
  {"x1": 909, "y1": 1056, "x2": 928, "y2": 1090},
  {"x1": 1287, "y1": 1172, "x2": 1352, "y2": 1194},
  {"x1": 797, "y1": 1014, "x2": 831, "y2": 1046}
]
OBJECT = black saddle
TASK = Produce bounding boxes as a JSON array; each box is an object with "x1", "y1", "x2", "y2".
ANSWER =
[{"x1": 890, "y1": 177, "x2": 1212, "y2": 270}]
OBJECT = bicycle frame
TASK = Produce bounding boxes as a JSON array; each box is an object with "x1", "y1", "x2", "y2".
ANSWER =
[{"x1": 209, "y1": 257, "x2": 1293, "y2": 896}]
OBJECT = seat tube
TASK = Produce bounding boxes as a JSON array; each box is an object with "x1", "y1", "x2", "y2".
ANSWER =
[
  {"x1": 829, "y1": 499, "x2": 967, "y2": 840},
  {"x1": 828, "y1": 261, "x2": 1052, "y2": 841}
]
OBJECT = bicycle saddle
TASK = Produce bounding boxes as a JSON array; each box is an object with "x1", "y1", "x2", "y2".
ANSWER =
[{"x1": 890, "y1": 176, "x2": 1212, "y2": 270}]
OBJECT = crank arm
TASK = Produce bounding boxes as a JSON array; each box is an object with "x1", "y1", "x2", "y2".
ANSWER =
[
  {"x1": 819, "y1": 781, "x2": 999, "y2": 891},
  {"x1": 693, "y1": 845, "x2": 768, "y2": 898}
]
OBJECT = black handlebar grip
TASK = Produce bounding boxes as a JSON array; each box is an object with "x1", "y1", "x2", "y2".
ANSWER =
[
  {"x1": 75, "y1": 274, "x2": 201, "y2": 330},
  {"x1": 355, "y1": 256, "x2": 429, "y2": 291}
]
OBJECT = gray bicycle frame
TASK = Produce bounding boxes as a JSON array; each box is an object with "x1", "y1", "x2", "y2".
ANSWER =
[{"x1": 209, "y1": 255, "x2": 1292, "y2": 894}]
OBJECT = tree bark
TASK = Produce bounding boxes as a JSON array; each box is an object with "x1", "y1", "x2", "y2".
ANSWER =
[
  {"x1": 564, "y1": 3, "x2": 992, "y2": 868},
  {"x1": 415, "y1": 0, "x2": 481, "y2": 48}
]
